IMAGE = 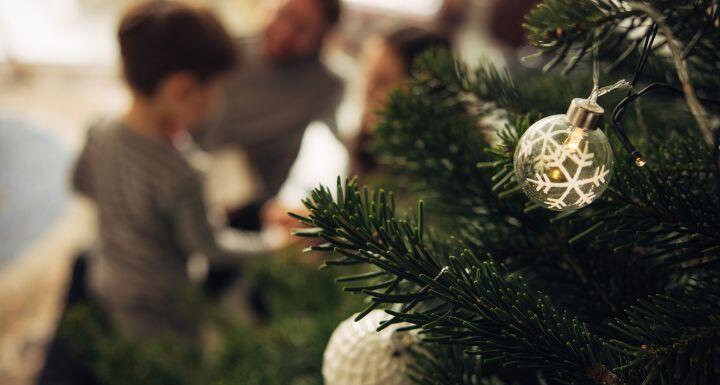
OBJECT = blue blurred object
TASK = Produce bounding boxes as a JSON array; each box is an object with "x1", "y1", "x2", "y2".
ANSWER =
[{"x1": 0, "y1": 118, "x2": 71, "y2": 264}]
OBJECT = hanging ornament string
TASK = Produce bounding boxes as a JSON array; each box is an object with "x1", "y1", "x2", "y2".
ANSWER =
[
  {"x1": 512, "y1": 41, "x2": 620, "y2": 211},
  {"x1": 588, "y1": 30, "x2": 631, "y2": 103},
  {"x1": 583, "y1": 28, "x2": 644, "y2": 166},
  {"x1": 589, "y1": 32, "x2": 601, "y2": 105},
  {"x1": 594, "y1": 80, "x2": 631, "y2": 99},
  {"x1": 568, "y1": 38, "x2": 630, "y2": 153}
]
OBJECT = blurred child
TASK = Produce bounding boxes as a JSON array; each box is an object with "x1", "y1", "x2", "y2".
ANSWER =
[
  {"x1": 352, "y1": 27, "x2": 451, "y2": 175},
  {"x1": 72, "y1": 1, "x2": 280, "y2": 340}
]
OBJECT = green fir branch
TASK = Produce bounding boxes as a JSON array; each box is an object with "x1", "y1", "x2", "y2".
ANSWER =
[
  {"x1": 609, "y1": 276, "x2": 720, "y2": 385},
  {"x1": 294, "y1": 179, "x2": 627, "y2": 385},
  {"x1": 409, "y1": 345, "x2": 507, "y2": 385}
]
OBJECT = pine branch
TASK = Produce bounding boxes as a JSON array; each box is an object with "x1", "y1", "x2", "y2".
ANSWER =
[
  {"x1": 292, "y1": 2, "x2": 720, "y2": 384},
  {"x1": 376, "y1": 50, "x2": 680, "y2": 324},
  {"x1": 525, "y1": 1, "x2": 720, "y2": 83},
  {"x1": 609, "y1": 276, "x2": 720, "y2": 384},
  {"x1": 293, "y1": 180, "x2": 627, "y2": 385},
  {"x1": 570, "y1": 133, "x2": 720, "y2": 272},
  {"x1": 469, "y1": 67, "x2": 720, "y2": 275},
  {"x1": 409, "y1": 345, "x2": 507, "y2": 385}
]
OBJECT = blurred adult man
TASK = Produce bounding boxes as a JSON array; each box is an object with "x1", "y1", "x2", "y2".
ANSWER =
[{"x1": 198, "y1": 0, "x2": 343, "y2": 230}]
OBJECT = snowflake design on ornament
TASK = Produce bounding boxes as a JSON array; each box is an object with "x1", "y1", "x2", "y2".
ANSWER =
[
  {"x1": 518, "y1": 120, "x2": 611, "y2": 210},
  {"x1": 518, "y1": 120, "x2": 570, "y2": 174}
]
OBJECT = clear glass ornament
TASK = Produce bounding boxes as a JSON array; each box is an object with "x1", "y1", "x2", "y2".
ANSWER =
[{"x1": 513, "y1": 99, "x2": 614, "y2": 211}]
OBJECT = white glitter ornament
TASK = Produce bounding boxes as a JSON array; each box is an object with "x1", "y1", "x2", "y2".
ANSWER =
[
  {"x1": 513, "y1": 98, "x2": 614, "y2": 211},
  {"x1": 322, "y1": 310, "x2": 415, "y2": 385}
]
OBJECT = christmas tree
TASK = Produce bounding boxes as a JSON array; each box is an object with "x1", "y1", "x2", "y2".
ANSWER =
[{"x1": 293, "y1": 1, "x2": 720, "y2": 384}]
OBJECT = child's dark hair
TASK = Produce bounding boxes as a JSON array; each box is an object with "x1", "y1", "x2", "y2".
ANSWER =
[
  {"x1": 385, "y1": 27, "x2": 451, "y2": 74},
  {"x1": 316, "y1": 0, "x2": 342, "y2": 29},
  {"x1": 118, "y1": 1, "x2": 237, "y2": 96}
]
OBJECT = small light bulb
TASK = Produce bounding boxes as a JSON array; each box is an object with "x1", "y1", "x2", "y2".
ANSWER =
[
  {"x1": 547, "y1": 167, "x2": 564, "y2": 182},
  {"x1": 563, "y1": 127, "x2": 585, "y2": 151},
  {"x1": 634, "y1": 156, "x2": 646, "y2": 167}
]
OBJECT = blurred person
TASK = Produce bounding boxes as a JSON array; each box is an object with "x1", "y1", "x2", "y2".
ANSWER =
[
  {"x1": 193, "y1": 0, "x2": 343, "y2": 301},
  {"x1": 438, "y1": 0, "x2": 471, "y2": 36},
  {"x1": 196, "y1": 0, "x2": 343, "y2": 232},
  {"x1": 488, "y1": 0, "x2": 541, "y2": 50},
  {"x1": 71, "y1": 1, "x2": 282, "y2": 341},
  {"x1": 352, "y1": 27, "x2": 451, "y2": 176},
  {"x1": 488, "y1": 0, "x2": 543, "y2": 68}
]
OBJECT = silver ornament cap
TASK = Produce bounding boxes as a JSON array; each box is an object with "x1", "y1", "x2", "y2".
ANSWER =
[{"x1": 566, "y1": 98, "x2": 604, "y2": 131}]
